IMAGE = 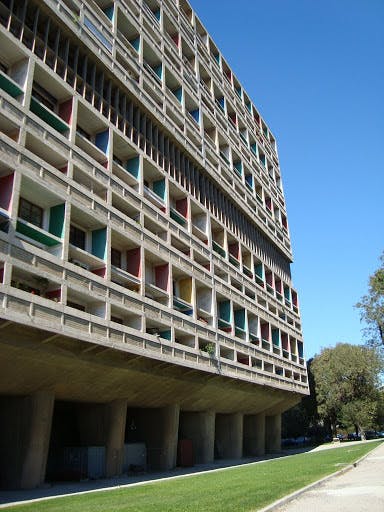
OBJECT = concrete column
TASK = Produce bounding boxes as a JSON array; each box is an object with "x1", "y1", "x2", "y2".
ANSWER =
[
  {"x1": 20, "y1": 391, "x2": 55, "y2": 489},
  {"x1": 265, "y1": 413, "x2": 282, "y2": 453},
  {"x1": 105, "y1": 399, "x2": 128, "y2": 478},
  {"x1": 215, "y1": 412, "x2": 243, "y2": 459},
  {"x1": 243, "y1": 412, "x2": 265, "y2": 456},
  {"x1": 161, "y1": 404, "x2": 180, "y2": 470},
  {"x1": 179, "y1": 411, "x2": 215, "y2": 464}
]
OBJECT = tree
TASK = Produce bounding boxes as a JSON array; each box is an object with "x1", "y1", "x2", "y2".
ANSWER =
[
  {"x1": 356, "y1": 252, "x2": 384, "y2": 347},
  {"x1": 282, "y1": 359, "x2": 325, "y2": 441},
  {"x1": 311, "y1": 343, "x2": 382, "y2": 438}
]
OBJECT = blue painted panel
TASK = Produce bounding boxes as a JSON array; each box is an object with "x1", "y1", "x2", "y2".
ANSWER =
[
  {"x1": 189, "y1": 108, "x2": 200, "y2": 123},
  {"x1": 173, "y1": 87, "x2": 182, "y2": 102},
  {"x1": 104, "y1": 5, "x2": 114, "y2": 20},
  {"x1": 130, "y1": 36, "x2": 140, "y2": 51},
  {"x1": 95, "y1": 129, "x2": 109, "y2": 154}
]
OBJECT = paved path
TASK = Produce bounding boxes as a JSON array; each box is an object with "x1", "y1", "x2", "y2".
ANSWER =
[{"x1": 273, "y1": 441, "x2": 384, "y2": 512}]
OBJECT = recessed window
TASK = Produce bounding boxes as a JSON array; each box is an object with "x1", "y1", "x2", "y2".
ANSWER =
[
  {"x1": 32, "y1": 82, "x2": 57, "y2": 111},
  {"x1": 18, "y1": 198, "x2": 43, "y2": 228},
  {"x1": 67, "y1": 300, "x2": 86, "y2": 312},
  {"x1": 111, "y1": 248, "x2": 122, "y2": 268},
  {"x1": 69, "y1": 225, "x2": 86, "y2": 250}
]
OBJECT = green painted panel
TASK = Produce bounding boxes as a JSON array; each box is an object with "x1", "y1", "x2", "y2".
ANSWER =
[
  {"x1": 153, "y1": 178, "x2": 165, "y2": 200},
  {"x1": 272, "y1": 329, "x2": 280, "y2": 346},
  {"x1": 219, "y1": 300, "x2": 231, "y2": 322},
  {"x1": 49, "y1": 204, "x2": 65, "y2": 238},
  {"x1": 212, "y1": 241, "x2": 226, "y2": 258},
  {"x1": 126, "y1": 156, "x2": 140, "y2": 179},
  {"x1": 233, "y1": 161, "x2": 242, "y2": 176},
  {"x1": 170, "y1": 208, "x2": 186, "y2": 225},
  {"x1": 153, "y1": 64, "x2": 162, "y2": 79},
  {"x1": 30, "y1": 98, "x2": 69, "y2": 134},
  {"x1": 16, "y1": 221, "x2": 60, "y2": 246},
  {"x1": 0, "y1": 73, "x2": 23, "y2": 98},
  {"x1": 255, "y1": 263, "x2": 264, "y2": 279},
  {"x1": 92, "y1": 227, "x2": 107, "y2": 260},
  {"x1": 159, "y1": 330, "x2": 171, "y2": 340},
  {"x1": 234, "y1": 309, "x2": 245, "y2": 329}
]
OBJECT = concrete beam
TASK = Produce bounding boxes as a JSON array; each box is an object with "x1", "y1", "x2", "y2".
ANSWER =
[
  {"x1": 243, "y1": 412, "x2": 265, "y2": 456},
  {"x1": 179, "y1": 411, "x2": 215, "y2": 464},
  {"x1": 265, "y1": 413, "x2": 281, "y2": 453},
  {"x1": 215, "y1": 412, "x2": 243, "y2": 459}
]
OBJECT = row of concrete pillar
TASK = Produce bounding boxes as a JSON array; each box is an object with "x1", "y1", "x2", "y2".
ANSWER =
[{"x1": 0, "y1": 392, "x2": 281, "y2": 489}]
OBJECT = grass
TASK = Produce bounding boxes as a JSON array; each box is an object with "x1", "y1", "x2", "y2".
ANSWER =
[{"x1": 4, "y1": 441, "x2": 382, "y2": 512}]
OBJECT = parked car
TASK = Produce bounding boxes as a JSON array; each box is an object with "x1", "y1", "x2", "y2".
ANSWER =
[
  {"x1": 348, "y1": 433, "x2": 361, "y2": 441},
  {"x1": 365, "y1": 431, "x2": 379, "y2": 440}
]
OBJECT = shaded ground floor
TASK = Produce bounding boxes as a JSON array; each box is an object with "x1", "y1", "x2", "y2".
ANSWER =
[{"x1": 0, "y1": 323, "x2": 303, "y2": 490}]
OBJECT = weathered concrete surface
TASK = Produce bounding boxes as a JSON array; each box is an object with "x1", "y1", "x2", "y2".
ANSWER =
[
  {"x1": 0, "y1": 326, "x2": 301, "y2": 414},
  {"x1": 273, "y1": 442, "x2": 384, "y2": 512}
]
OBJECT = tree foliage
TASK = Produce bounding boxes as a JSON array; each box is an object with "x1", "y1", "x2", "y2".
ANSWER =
[
  {"x1": 311, "y1": 343, "x2": 382, "y2": 436},
  {"x1": 356, "y1": 252, "x2": 384, "y2": 347},
  {"x1": 282, "y1": 359, "x2": 324, "y2": 440}
]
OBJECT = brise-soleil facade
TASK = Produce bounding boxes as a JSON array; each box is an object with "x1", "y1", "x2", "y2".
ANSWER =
[{"x1": 0, "y1": 0, "x2": 308, "y2": 489}]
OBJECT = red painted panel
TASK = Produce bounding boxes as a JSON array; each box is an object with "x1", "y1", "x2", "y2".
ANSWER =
[
  {"x1": 155, "y1": 263, "x2": 169, "y2": 291},
  {"x1": 177, "y1": 439, "x2": 193, "y2": 467},
  {"x1": 58, "y1": 98, "x2": 73, "y2": 124},
  {"x1": 0, "y1": 173, "x2": 14, "y2": 211},
  {"x1": 59, "y1": 165, "x2": 68, "y2": 174},
  {"x1": 46, "y1": 289, "x2": 61, "y2": 301},
  {"x1": 176, "y1": 198, "x2": 188, "y2": 218},
  {"x1": 281, "y1": 333, "x2": 289, "y2": 350},
  {"x1": 127, "y1": 248, "x2": 141, "y2": 277},
  {"x1": 171, "y1": 33, "x2": 180, "y2": 47},
  {"x1": 261, "y1": 323, "x2": 270, "y2": 340},
  {"x1": 228, "y1": 243, "x2": 239, "y2": 258},
  {"x1": 92, "y1": 267, "x2": 106, "y2": 278}
]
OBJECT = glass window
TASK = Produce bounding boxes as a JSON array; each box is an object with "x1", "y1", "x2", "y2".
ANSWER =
[
  {"x1": 18, "y1": 198, "x2": 43, "y2": 228},
  {"x1": 111, "y1": 248, "x2": 122, "y2": 268},
  {"x1": 69, "y1": 225, "x2": 86, "y2": 250}
]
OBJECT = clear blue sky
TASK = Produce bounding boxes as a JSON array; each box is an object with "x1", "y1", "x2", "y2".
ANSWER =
[{"x1": 191, "y1": 0, "x2": 384, "y2": 359}]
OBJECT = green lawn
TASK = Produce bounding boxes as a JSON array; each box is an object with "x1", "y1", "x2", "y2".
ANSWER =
[{"x1": 4, "y1": 441, "x2": 382, "y2": 512}]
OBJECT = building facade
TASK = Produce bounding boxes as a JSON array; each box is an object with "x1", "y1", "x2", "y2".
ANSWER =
[{"x1": 0, "y1": 0, "x2": 308, "y2": 489}]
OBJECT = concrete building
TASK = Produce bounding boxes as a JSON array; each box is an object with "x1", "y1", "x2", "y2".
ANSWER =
[{"x1": 0, "y1": 0, "x2": 308, "y2": 489}]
